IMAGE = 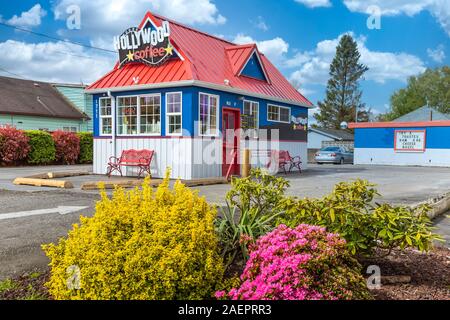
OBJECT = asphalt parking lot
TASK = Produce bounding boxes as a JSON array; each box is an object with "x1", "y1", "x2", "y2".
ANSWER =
[{"x1": 0, "y1": 163, "x2": 449, "y2": 280}]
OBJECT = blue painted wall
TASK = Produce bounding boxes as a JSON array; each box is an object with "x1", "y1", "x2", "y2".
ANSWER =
[
  {"x1": 355, "y1": 126, "x2": 450, "y2": 149},
  {"x1": 241, "y1": 53, "x2": 266, "y2": 81},
  {"x1": 93, "y1": 85, "x2": 308, "y2": 138}
]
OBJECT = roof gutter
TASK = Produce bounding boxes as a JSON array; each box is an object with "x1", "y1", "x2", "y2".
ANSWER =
[{"x1": 85, "y1": 80, "x2": 314, "y2": 108}]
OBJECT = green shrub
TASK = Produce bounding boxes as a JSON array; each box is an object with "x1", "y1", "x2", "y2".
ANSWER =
[
  {"x1": 278, "y1": 179, "x2": 441, "y2": 257},
  {"x1": 43, "y1": 173, "x2": 225, "y2": 300},
  {"x1": 77, "y1": 132, "x2": 93, "y2": 164},
  {"x1": 24, "y1": 130, "x2": 56, "y2": 164},
  {"x1": 227, "y1": 168, "x2": 289, "y2": 214},
  {"x1": 216, "y1": 169, "x2": 288, "y2": 269}
]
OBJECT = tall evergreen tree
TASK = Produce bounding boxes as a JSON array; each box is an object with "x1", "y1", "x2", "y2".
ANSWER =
[{"x1": 314, "y1": 34, "x2": 370, "y2": 129}]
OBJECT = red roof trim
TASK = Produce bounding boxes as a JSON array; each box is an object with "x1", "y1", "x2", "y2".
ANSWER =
[
  {"x1": 138, "y1": 11, "x2": 161, "y2": 29},
  {"x1": 349, "y1": 121, "x2": 450, "y2": 128},
  {"x1": 137, "y1": 11, "x2": 189, "y2": 64}
]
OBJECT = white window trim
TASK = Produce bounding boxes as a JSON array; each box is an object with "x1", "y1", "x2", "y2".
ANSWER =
[
  {"x1": 99, "y1": 97, "x2": 112, "y2": 136},
  {"x1": 116, "y1": 94, "x2": 139, "y2": 136},
  {"x1": 267, "y1": 104, "x2": 291, "y2": 124},
  {"x1": 198, "y1": 92, "x2": 220, "y2": 137},
  {"x1": 166, "y1": 92, "x2": 183, "y2": 136},
  {"x1": 115, "y1": 93, "x2": 162, "y2": 136},
  {"x1": 243, "y1": 99, "x2": 259, "y2": 130},
  {"x1": 139, "y1": 93, "x2": 162, "y2": 136}
]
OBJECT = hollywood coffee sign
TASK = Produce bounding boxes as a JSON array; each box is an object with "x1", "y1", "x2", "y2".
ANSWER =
[{"x1": 114, "y1": 21, "x2": 173, "y2": 68}]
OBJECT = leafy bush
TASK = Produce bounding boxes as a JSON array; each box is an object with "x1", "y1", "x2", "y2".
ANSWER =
[
  {"x1": 216, "y1": 224, "x2": 371, "y2": 300},
  {"x1": 278, "y1": 179, "x2": 440, "y2": 257},
  {"x1": 227, "y1": 168, "x2": 289, "y2": 214},
  {"x1": 216, "y1": 203, "x2": 280, "y2": 270},
  {"x1": 77, "y1": 132, "x2": 93, "y2": 164},
  {"x1": 51, "y1": 130, "x2": 80, "y2": 164},
  {"x1": 216, "y1": 169, "x2": 288, "y2": 269},
  {"x1": 43, "y1": 173, "x2": 225, "y2": 300},
  {"x1": 25, "y1": 130, "x2": 56, "y2": 164},
  {"x1": 0, "y1": 125, "x2": 30, "y2": 164}
]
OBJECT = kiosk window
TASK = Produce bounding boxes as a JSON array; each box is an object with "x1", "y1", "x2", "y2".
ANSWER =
[
  {"x1": 199, "y1": 93, "x2": 219, "y2": 136},
  {"x1": 166, "y1": 92, "x2": 182, "y2": 135},
  {"x1": 99, "y1": 97, "x2": 112, "y2": 135}
]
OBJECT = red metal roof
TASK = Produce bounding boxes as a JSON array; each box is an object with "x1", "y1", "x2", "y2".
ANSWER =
[{"x1": 87, "y1": 12, "x2": 313, "y2": 107}]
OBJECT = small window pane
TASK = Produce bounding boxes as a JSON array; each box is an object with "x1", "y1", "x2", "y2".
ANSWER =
[
  {"x1": 168, "y1": 115, "x2": 182, "y2": 134},
  {"x1": 118, "y1": 96, "x2": 138, "y2": 135},
  {"x1": 100, "y1": 98, "x2": 111, "y2": 116},
  {"x1": 140, "y1": 95, "x2": 160, "y2": 134},
  {"x1": 199, "y1": 93, "x2": 218, "y2": 136},
  {"x1": 280, "y1": 107, "x2": 290, "y2": 122},
  {"x1": 167, "y1": 93, "x2": 182, "y2": 135},
  {"x1": 101, "y1": 118, "x2": 112, "y2": 134},
  {"x1": 243, "y1": 101, "x2": 258, "y2": 130}
]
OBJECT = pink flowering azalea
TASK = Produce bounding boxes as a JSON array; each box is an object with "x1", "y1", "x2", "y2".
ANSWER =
[{"x1": 217, "y1": 224, "x2": 369, "y2": 300}]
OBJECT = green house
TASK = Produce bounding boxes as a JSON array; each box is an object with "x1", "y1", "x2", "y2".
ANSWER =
[{"x1": 0, "y1": 76, "x2": 92, "y2": 132}]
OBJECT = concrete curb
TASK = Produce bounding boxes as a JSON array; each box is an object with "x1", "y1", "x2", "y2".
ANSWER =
[{"x1": 411, "y1": 192, "x2": 450, "y2": 219}]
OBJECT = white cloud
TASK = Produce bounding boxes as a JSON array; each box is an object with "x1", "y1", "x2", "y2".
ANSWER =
[
  {"x1": 295, "y1": 0, "x2": 332, "y2": 8},
  {"x1": 0, "y1": 40, "x2": 114, "y2": 84},
  {"x1": 253, "y1": 16, "x2": 269, "y2": 31},
  {"x1": 427, "y1": 44, "x2": 446, "y2": 62},
  {"x1": 289, "y1": 33, "x2": 426, "y2": 86},
  {"x1": 342, "y1": 0, "x2": 450, "y2": 36},
  {"x1": 4, "y1": 4, "x2": 47, "y2": 28},
  {"x1": 53, "y1": 0, "x2": 226, "y2": 50},
  {"x1": 233, "y1": 34, "x2": 289, "y2": 64}
]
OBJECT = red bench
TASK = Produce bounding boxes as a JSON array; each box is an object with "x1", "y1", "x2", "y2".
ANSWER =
[
  {"x1": 268, "y1": 150, "x2": 302, "y2": 174},
  {"x1": 106, "y1": 149, "x2": 154, "y2": 178}
]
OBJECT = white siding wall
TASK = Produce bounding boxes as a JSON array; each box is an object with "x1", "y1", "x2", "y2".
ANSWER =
[
  {"x1": 191, "y1": 137, "x2": 222, "y2": 179},
  {"x1": 94, "y1": 138, "x2": 308, "y2": 179},
  {"x1": 354, "y1": 148, "x2": 450, "y2": 167},
  {"x1": 94, "y1": 138, "x2": 193, "y2": 180}
]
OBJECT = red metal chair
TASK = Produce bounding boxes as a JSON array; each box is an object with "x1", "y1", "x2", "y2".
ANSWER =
[
  {"x1": 106, "y1": 149, "x2": 154, "y2": 178},
  {"x1": 268, "y1": 150, "x2": 302, "y2": 174}
]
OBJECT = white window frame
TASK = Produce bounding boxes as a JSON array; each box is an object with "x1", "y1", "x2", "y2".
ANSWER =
[
  {"x1": 115, "y1": 94, "x2": 162, "y2": 136},
  {"x1": 116, "y1": 95, "x2": 139, "y2": 136},
  {"x1": 267, "y1": 104, "x2": 291, "y2": 123},
  {"x1": 139, "y1": 93, "x2": 162, "y2": 136},
  {"x1": 63, "y1": 126, "x2": 78, "y2": 132},
  {"x1": 166, "y1": 92, "x2": 183, "y2": 136},
  {"x1": 198, "y1": 92, "x2": 220, "y2": 137},
  {"x1": 99, "y1": 97, "x2": 112, "y2": 136},
  {"x1": 243, "y1": 99, "x2": 259, "y2": 130}
]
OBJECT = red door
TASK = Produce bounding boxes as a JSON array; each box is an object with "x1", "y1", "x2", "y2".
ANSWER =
[{"x1": 222, "y1": 108, "x2": 240, "y2": 177}]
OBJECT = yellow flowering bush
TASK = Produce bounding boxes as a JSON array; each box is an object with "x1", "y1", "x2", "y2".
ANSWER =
[{"x1": 43, "y1": 172, "x2": 224, "y2": 300}]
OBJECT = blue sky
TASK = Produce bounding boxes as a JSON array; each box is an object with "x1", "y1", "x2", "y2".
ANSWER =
[{"x1": 0, "y1": 0, "x2": 449, "y2": 120}]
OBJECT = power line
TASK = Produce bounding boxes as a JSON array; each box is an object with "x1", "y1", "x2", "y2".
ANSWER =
[
  {"x1": 0, "y1": 66, "x2": 29, "y2": 80},
  {"x1": 0, "y1": 22, "x2": 117, "y2": 54}
]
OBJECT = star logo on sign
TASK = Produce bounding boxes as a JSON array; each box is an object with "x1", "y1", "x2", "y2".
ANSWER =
[
  {"x1": 164, "y1": 45, "x2": 174, "y2": 55},
  {"x1": 126, "y1": 51, "x2": 134, "y2": 61}
]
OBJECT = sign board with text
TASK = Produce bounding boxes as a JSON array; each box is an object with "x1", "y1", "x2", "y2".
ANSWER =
[
  {"x1": 394, "y1": 130, "x2": 426, "y2": 152},
  {"x1": 114, "y1": 20, "x2": 174, "y2": 68}
]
